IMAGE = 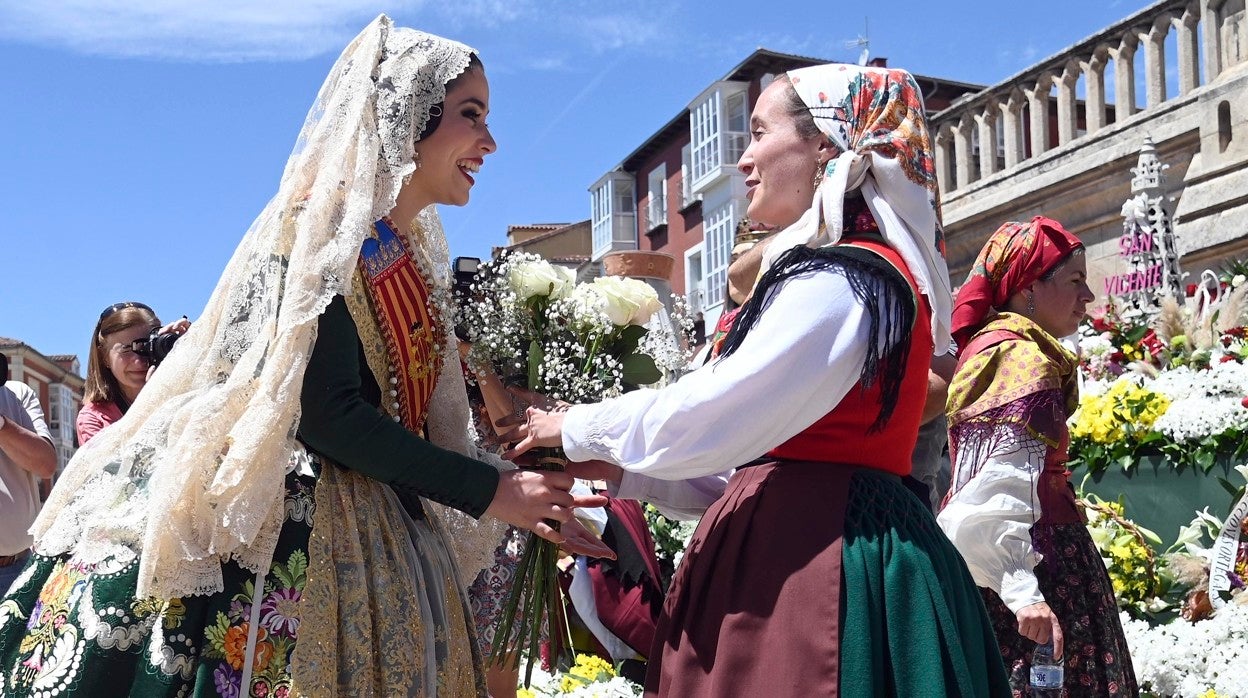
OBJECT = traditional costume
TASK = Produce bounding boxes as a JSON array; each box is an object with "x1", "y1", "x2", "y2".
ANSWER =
[
  {"x1": 0, "y1": 17, "x2": 508, "y2": 696},
  {"x1": 559, "y1": 64, "x2": 1009, "y2": 697},
  {"x1": 938, "y1": 217, "x2": 1137, "y2": 696}
]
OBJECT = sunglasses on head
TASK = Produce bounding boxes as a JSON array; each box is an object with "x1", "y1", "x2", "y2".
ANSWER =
[{"x1": 98, "y1": 301, "x2": 154, "y2": 322}]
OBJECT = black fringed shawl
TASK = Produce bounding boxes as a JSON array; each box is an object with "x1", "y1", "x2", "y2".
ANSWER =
[{"x1": 718, "y1": 241, "x2": 917, "y2": 433}]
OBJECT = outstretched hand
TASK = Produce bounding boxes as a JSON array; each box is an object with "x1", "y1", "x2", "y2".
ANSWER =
[
  {"x1": 500, "y1": 407, "x2": 566, "y2": 460},
  {"x1": 559, "y1": 516, "x2": 616, "y2": 560},
  {"x1": 485, "y1": 468, "x2": 606, "y2": 547}
]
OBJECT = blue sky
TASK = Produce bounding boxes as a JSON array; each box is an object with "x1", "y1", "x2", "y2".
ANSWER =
[{"x1": 0, "y1": 0, "x2": 1140, "y2": 359}]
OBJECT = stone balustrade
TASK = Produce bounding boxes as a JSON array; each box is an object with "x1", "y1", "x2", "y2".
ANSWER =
[{"x1": 930, "y1": 0, "x2": 1245, "y2": 197}]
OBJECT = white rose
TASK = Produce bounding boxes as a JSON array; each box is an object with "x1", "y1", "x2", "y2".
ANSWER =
[
  {"x1": 592, "y1": 276, "x2": 663, "y2": 326},
  {"x1": 508, "y1": 259, "x2": 574, "y2": 301},
  {"x1": 1233, "y1": 274, "x2": 1246, "y2": 289}
]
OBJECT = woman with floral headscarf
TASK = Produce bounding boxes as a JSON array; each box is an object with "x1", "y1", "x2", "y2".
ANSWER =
[
  {"x1": 0, "y1": 16, "x2": 610, "y2": 697},
  {"x1": 938, "y1": 217, "x2": 1136, "y2": 696},
  {"x1": 505, "y1": 64, "x2": 1009, "y2": 697}
]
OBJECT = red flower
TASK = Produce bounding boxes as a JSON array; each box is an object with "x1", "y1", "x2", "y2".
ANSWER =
[
  {"x1": 1092, "y1": 316, "x2": 1112, "y2": 332},
  {"x1": 1110, "y1": 351, "x2": 1126, "y2": 363},
  {"x1": 1187, "y1": 283, "x2": 1199, "y2": 297},
  {"x1": 1241, "y1": 396, "x2": 1248, "y2": 409},
  {"x1": 1139, "y1": 330, "x2": 1164, "y2": 358},
  {"x1": 1221, "y1": 354, "x2": 1237, "y2": 363}
]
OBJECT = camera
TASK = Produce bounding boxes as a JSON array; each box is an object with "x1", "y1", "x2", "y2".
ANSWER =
[
  {"x1": 452, "y1": 256, "x2": 481, "y2": 342},
  {"x1": 130, "y1": 329, "x2": 181, "y2": 366}
]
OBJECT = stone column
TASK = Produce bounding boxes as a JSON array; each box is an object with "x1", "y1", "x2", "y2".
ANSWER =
[
  {"x1": 1025, "y1": 73, "x2": 1053, "y2": 155},
  {"x1": 1111, "y1": 35, "x2": 1138, "y2": 120},
  {"x1": 1143, "y1": 17, "x2": 1169, "y2": 107},
  {"x1": 934, "y1": 124, "x2": 954, "y2": 196},
  {"x1": 1000, "y1": 90, "x2": 1025, "y2": 169},
  {"x1": 1174, "y1": 4, "x2": 1201, "y2": 94},
  {"x1": 1201, "y1": 0, "x2": 1221, "y2": 81},
  {"x1": 976, "y1": 108, "x2": 998, "y2": 178},
  {"x1": 954, "y1": 113, "x2": 975, "y2": 186},
  {"x1": 1056, "y1": 62, "x2": 1080, "y2": 145},
  {"x1": 1084, "y1": 48, "x2": 1109, "y2": 132}
]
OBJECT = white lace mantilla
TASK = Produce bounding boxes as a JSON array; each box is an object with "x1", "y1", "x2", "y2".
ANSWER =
[{"x1": 32, "y1": 15, "x2": 501, "y2": 599}]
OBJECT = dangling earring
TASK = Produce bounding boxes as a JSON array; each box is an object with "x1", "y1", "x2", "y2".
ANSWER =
[
  {"x1": 813, "y1": 159, "x2": 826, "y2": 189},
  {"x1": 1026, "y1": 293, "x2": 1036, "y2": 316},
  {"x1": 412, "y1": 149, "x2": 422, "y2": 171}
]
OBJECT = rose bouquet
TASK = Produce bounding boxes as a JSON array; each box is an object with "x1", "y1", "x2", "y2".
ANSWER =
[{"x1": 458, "y1": 252, "x2": 688, "y2": 683}]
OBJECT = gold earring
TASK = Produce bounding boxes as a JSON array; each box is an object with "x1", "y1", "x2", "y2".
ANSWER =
[
  {"x1": 813, "y1": 160, "x2": 826, "y2": 189},
  {"x1": 412, "y1": 150, "x2": 422, "y2": 171}
]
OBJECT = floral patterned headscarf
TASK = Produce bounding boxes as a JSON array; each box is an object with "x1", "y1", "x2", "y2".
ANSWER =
[
  {"x1": 760, "y1": 63, "x2": 953, "y2": 351},
  {"x1": 950, "y1": 216, "x2": 1083, "y2": 350}
]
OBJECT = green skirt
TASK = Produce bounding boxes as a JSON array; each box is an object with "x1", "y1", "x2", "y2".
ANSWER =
[
  {"x1": 646, "y1": 463, "x2": 1010, "y2": 697},
  {"x1": 0, "y1": 465, "x2": 484, "y2": 696}
]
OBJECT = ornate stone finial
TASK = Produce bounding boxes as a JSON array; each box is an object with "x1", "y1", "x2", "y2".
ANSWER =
[{"x1": 1130, "y1": 135, "x2": 1167, "y2": 193}]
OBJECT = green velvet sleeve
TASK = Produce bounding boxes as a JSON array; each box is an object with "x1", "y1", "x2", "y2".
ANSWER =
[{"x1": 298, "y1": 295, "x2": 500, "y2": 518}]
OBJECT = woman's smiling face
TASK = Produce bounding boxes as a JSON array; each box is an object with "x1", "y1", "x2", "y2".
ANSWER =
[{"x1": 737, "y1": 78, "x2": 831, "y2": 230}]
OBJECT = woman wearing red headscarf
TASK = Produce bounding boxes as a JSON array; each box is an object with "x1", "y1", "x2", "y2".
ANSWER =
[{"x1": 938, "y1": 217, "x2": 1136, "y2": 696}]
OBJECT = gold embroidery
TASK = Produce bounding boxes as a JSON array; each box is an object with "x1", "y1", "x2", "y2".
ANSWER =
[{"x1": 291, "y1": 461, "x2": 484, "y2": 696}]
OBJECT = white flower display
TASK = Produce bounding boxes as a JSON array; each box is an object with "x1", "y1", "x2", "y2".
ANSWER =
[
  {"x1": 509, "y1": 258, "x2": 576, "y2": 301},
  {"x1": 591, "y1": 276, "x2": 664, "y2": 327},
  {"x1": 1120, "y1": 605, "x2": 1248, "y2": 697}
]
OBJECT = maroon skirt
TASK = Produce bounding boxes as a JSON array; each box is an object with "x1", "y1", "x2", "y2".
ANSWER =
[{"x1": 644, "y1": 461, "x2": 1009, "y2": 697}]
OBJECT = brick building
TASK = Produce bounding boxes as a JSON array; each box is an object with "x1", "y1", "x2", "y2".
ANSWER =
[{"x1": 0, "y1": 337, "x2": 84, "y2": 475}]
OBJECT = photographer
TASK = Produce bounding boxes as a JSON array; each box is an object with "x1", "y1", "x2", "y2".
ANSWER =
[{"x1": 76, "y1": 301, "x2": 190, "y2": 444}]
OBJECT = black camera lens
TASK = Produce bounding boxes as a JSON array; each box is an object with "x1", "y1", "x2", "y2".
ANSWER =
[{"x1": 130, "y1": 330, "x2": 182, "y2": 366}]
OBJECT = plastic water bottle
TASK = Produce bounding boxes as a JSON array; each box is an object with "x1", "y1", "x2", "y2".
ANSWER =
[{"x1": 1029, "y1": 641, "x2": 1064, "y2": 697}]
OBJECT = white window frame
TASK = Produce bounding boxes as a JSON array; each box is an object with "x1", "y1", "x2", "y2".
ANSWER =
[
  {"x1": 590, "y1": 173, "x2": 638, "y2": 261},
  {"x1": 690, "y1": 93, "x2": 720, "y2": 188},
  {"x1": 703, "y1": 201, "x2": 737, "y2": 309},
  {"x1": 684, "y1": 246, "x2": 705, "y2": 316},
  {"x1": 724, "y1": 91, "x2": 749, "y2": 166},
  {"x1": 647, "y1": 164, "x2": 667, "y2": 231},
  {"x1": 679, "y1": 143, "x2": 695, "y2": 208}
]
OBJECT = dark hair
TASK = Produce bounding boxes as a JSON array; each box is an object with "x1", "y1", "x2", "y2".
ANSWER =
[
  {"x1": 777, "y1": 75, "x2": 822, "y2": 141},
  {"x1": 0, "y1": 352, "x2": 8, "y2": 382},
  {"x1": 417, "y1": 53, "x2": 484, "y2": 142},
  {"x1": 84, "y1": 304, "x2": 161, "y2": 411},
  {"x1": 1041, "y1": 247, "x2": 1086, "y2": 282}
]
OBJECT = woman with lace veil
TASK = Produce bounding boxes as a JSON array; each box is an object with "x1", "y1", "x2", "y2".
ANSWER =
[
  {"x1": 505, "y1": 64, "x2": 1010, "y2": 696},
  {"x1": 0, "y1": 15, "x2": 607, "y2": 697}
]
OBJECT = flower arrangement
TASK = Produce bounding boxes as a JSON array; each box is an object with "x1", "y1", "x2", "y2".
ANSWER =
[
  {"x1": 1079, "y1": 460, "x2": 1248, "y2": 695},
  {"x1": 1119, "y1": 604, "x2": 1248, "y2": 698},
  {"x1": 515, "y1": 653, "x2": 642, "y2": 697},
  {"x1": 458, "y1": 252, "x2": 690, "y2": 683},
  {"x1": 1081, "y1": 492, "x2": 1168, "y2": 615},
  {"x1": 1070, "y1": 276, "x2": 1248, "y2": 475}
]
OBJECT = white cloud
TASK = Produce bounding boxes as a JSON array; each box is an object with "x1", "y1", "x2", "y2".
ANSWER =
[
  {"x1": 572, "y1": 12, "x2": 667, "y2": 52},
  {"x1": 0, "y1": 0, "x2": 671, "y2": 63},
  {"x1": 0, "y1": 0, "x2": 420, "y2": 61}
]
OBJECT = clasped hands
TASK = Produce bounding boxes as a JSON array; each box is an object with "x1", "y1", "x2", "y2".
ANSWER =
[{"x1": 485, "y1": 387, "x2": 625, "y2": 561}]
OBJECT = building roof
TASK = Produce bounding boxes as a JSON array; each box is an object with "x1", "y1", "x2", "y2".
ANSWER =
[
  {"x1": 619, "y1": 47, "x2": 985, "y2": 173},
  {"x1": 47, "y1": 354, "x2": 78, "y2": 363},
  {"x1": 0, "y1": 336, "x2": 24, "y2": 348},
  {"x1": 499, "y1": 220, "x2": 590, "y2": 252}
]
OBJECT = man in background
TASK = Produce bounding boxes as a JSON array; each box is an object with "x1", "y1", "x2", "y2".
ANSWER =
[{"x1": 0, "y1": 353, "x2": 56, "y2": 592}]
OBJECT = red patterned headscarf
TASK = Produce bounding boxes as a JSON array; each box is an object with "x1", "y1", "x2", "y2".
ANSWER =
[{"x1": 950, "y1": 216, "x2": 1083, "y2": 350}]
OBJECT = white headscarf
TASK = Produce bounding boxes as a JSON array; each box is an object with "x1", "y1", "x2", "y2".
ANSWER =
[
  {"x1": 34, "y1": 16, "x2": 503, "y2": 600},
  {"x1": 760, "y1": 64, "x2": 953, "y2": 351}
]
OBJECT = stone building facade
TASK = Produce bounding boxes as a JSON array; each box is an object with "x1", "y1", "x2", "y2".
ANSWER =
[
  {"x1": 0, "y1": 337, "x2": 84, "y2": 476},
  {"x1": 931, "y1": 0, "x2": 1248, "y2": 303}
]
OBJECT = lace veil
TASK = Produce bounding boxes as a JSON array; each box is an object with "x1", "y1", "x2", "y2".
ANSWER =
[{"x1": 33, "y1": 15, "x2": 504, "y2": 600}]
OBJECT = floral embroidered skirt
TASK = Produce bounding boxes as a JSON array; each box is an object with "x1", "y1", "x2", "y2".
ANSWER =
[
  {"x1": 0, "y1": 465, "x2": 484, "y2": 697},
  {"x1": 981, "y1": 522, "x2": 1138, "y2": 697},
  {"x1": 647, "y1": 463, "x2": 1010, "y2": 697}
]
